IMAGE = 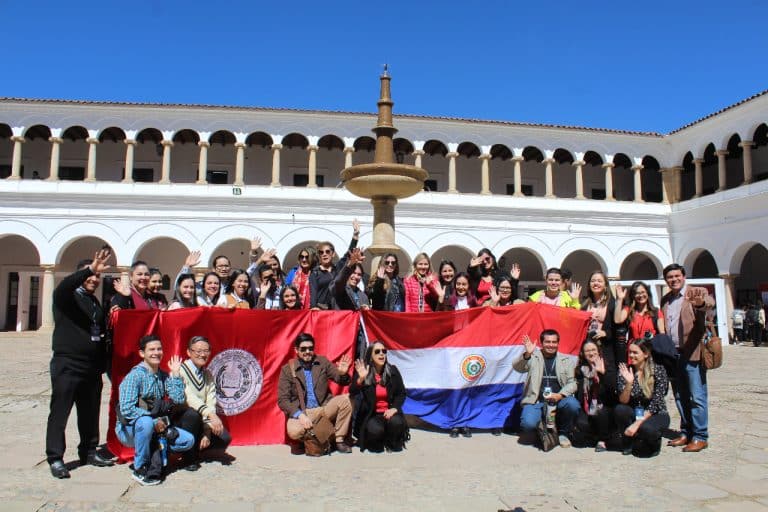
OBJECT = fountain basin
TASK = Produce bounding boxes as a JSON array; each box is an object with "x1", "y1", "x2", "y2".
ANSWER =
[{"x1": 341, "y1": 163, "x2": 427, "y2": 199}]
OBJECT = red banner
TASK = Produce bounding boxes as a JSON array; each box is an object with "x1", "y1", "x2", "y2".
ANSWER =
[{"x1": 107, "y1": 308, "x2": 359, "y2": 461}]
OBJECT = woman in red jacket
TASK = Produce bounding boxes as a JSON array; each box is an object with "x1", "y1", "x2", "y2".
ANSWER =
[{"x1": 404, "y1": 252, "x2": 439, "y2": 312}]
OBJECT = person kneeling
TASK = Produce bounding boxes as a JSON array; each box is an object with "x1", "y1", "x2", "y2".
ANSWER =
[
  {"x1": 615, "y1": 337, "x2": 670, "y2": 457},
  {"x1": 351, "y1": 341, "x2": 409, "y2": 452},
  {"x1": 513, "y1": 330, "x2": 580, "y2": 448},
  {"x1": 177, "y1": 336, "x2": 232, "y2": 470},
  {"x1": 116, "y1": 335, "x2": 194, "y2": 485}
]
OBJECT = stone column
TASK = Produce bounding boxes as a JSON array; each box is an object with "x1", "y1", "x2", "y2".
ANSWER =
[
  {"x1": 512, "y1": 155, "x2": 524, "y2": 197},
  {"x1": 85, "y1": 137, "x2": 99, "y2": 182},
  {"x1": 307, "y1": 144, "x2": 318, "y2": 188},
  {"x1": 343, "y1": 146, "x2": 355, "y2": 169},
  {"x1": 693, "y1": 158, "x2": 704, "y2": 197},
  {"x1": 39, "y1": 265, "x2": 55, "y2": 331},
  {"x1": 160, "y1": 140, "x2": 173, "y2": 184},
  {"x1": 123, "y1": 139, "x2": 136, "y2": 183},
  {"x1": 479, "y1": 153, "x2": 491, "y2": 195},
  {"x1": 661, "y1": 166, "x2": 682, "y2": 204},
  {"x1": 739, "y1": 141, "x2": 754, "y2": 184},
  {"x1": 602, "y1": 163, "x2": 615, "y2": 201},
  {"x1": 716, "y1": 149, "x2": 728, "y2": 191},
  {"x1": 719, "y1": 273, "x2": 738, "y2": 342},
  {"x1": 270, "y1": 143, "x2": 282, "y2": 186},
  {"x1": 196, "y1": 141, "x2": 209, "y2": 184},
  {"x1": 446, "y1": 151, "x2": 458, "y2": 193},
  {"x1": 47, "y1": 136, "x2": 63, "y2": 181},
  {"x1": 15, "y1": 272, "x2": 31, "y2": 331},
  {"x1": 632, "y1": 164, "x2": 644, "y2": 202},
  {"x1": 573, "y1": 160, "x2": 585, "y2": 199},
  {"x1": 234, "y1": 142, "x2": 246, "y2": 186},
  {"x1": 9, "y1": 135, "x2": 24, "y2": 180},
  {"x1": 412, "y1": 149, "x2": 424, "y2": 168},
  {"x1": 543, "y1": 158, "x2": 555, "y2": 198}
]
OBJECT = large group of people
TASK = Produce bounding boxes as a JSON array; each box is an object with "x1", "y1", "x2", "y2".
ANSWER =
[{"x1": 45, "y1": 223, "x2": 718, "y2": 485}]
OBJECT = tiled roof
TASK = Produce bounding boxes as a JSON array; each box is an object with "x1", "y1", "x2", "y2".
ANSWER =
[{"x1": 669, "y1": 89, "x2": 768, "y2": 134}]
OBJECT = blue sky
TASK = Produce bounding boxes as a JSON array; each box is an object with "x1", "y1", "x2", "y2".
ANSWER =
[{"x1": 2, "y1": 1, "x2": 766, "y2": 133}]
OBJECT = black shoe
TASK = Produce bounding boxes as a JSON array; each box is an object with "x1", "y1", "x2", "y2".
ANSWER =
[
  {"x1": 461, "y1": 427, "x2": 472, "y2": 438},
  {"x1": 131, "y1": 466, "x2": 161, "y2": 486},
  {"x1": 335, "y1": 441, "x2": 353, "y2": 454},
  {"x1": 49, "y1": 460, "x2": 70, "y2": 479},
  {"x1": 290, "y1": 443, "x2": 305, "y2": 455},
  {"x1": 449, "y1": 428, "x2": 460, "y2": 438},
  {"x1": 183, "y1": 462, "x2": 201, "y2": 472},
  {"x1": 80, "y1": 453, "x2": 115, "y2": 467},
  {"x1": 491, "y1": 428, "x2": 502, "y2": 436}
]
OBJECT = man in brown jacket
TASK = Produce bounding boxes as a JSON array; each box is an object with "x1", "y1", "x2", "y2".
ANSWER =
[
  {"x1": 660, "y1": 263, "x2": 716, "y2": 453},
  {"x1": 277, "y1": 332, "x2": 353, "y2": 454}
]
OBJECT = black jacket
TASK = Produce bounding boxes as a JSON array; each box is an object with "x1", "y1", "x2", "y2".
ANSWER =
[{"x1": 350, "y1": 364, "x2": 407, "y2": 448}]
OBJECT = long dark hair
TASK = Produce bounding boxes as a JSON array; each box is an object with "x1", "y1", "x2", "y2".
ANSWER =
[
  {"x1": 447, "y1": 271, "x2": 477, "y2": 308},
  {"x1": 628, "y1": 281, "x2": 658, "y2": 318},
  {"x1": 477, "y1": 248, "x2": 498, "y2": 277},
  {"x1": 438, "y1": 259, "x2": 457, "y2": 287},
  {"x1": 200, "y1": 272, "x2": 221, "y2": 304},
  {"x1": 226, "y1": 269, "x2": 254, "y2": 306},
  {"x1": 279, "y1": 285, "x2": 302, "y2": 310},
  {"x1": 362, "y1": 341, "x2": 392, "y2": 387},
  {"x1": 173, "y1": 273, "x2": 198, "y2": 308}
]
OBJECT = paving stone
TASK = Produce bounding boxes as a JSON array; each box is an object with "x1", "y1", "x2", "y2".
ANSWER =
[
  {"x1": 2, "y1": 501, "x2": 46, "y2": 512},
  {"x1": 665, "y1": 482, "x2": 729, "y2": 500},
  {"x1": 713, "y1": 479, "x2": 768, "y2": 497},
  {"x1": 57, "y1": 482, "x2": 128, "y2": 502},
  {"x1": 740, "y1": 450, "x2": 768, "y2": 464},
  {"x1": 705, "y1": 501, "x2": 768, "y2": 512}
]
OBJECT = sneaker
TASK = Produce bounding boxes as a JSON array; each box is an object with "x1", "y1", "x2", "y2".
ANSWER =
[
  {"x1": 131, "y1": 466, "x2": 162, "y2": 486},
  {"x1": 461, "y1": 427, "x2": 472, "y2": 438},
  {"x1": 594, "y1": 441, "x2": 607, "y2": 453},
  {"x1": 558, "y1": 435, "x2": 572, "y2": 448},
  {"x1": 449, "y1": 428, "x2": 460, "y2": 438}
]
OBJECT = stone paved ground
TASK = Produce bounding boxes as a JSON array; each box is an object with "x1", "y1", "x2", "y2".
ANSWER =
[{"x1": 1, "y1": 331, "x2": 767, "y2": 512}]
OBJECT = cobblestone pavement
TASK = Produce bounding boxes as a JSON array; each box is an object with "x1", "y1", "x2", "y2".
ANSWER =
[{"x1": 1, "y1": 332, "x2": 767, "y2": 512}]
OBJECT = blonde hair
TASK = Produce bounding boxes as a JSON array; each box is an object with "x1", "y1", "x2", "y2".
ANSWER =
[
  {"x1": 632, "y1": 338, "x2": 655, "y2": 399},
  {"x1": 411, "y1": 252, "x2": 431, "y2": 276}
]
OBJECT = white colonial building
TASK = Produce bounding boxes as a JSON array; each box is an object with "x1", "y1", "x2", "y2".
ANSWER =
[{"x1": 1, "y1": 87, "x2": 767, "y2": 337}]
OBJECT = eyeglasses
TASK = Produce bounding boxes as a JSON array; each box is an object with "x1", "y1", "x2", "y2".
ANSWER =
[
  {"x1": 215, "y1": 264, "x2": 231, "y2": 270},
  {"x1": 190, "y1": 349, "x2": 211, "y2": 356},
  {"x1": 299, "y1": 254, "x2": 309, "y2": 260},
  {"x1": 298, "y1": 346, "x2": 315, "y2": 352},
  {"x1": 318, "y1": 249, "x2": 333, "y2": 255},
  {"x1": 373, "y1": 348, "x2": 387, "y2": 355},
  {"x1": 384, "y1": 260, "x2": 396, "y2": 266},
  {"x1": 498, "y1": 286, "x2": 512, "y2": 291}
]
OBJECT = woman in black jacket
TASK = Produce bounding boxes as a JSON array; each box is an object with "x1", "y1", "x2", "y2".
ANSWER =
[
  {"x1": 574, "y1": 339, "x2": 618, "y2": 451},
  {"x1": 350, "y1": 341, "x2": 409, "y2": 452},
  {"x1": 581, "y1": 271, "x2": 618, "y2": 392}
]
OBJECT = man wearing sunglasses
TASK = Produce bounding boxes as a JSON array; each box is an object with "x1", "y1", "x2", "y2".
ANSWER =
[{"x1": 277, "y1": 333, "x2": 353, "y2": 454}]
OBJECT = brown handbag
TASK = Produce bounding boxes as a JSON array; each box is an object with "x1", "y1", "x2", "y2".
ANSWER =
[{"x1": 701, "y1": 323, "x2": 723, "y2": 370}]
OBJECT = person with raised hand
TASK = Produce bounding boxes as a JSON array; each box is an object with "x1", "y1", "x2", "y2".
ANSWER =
[
  {"x1": 310, "y1": 219, "x2": 361, "y2": 310},
  {"x1": 404, "y1": 252, "x2": 439, "y2": 312},
  {"x1": 528, "y1": 268, "x2": 580, "y2": 309},
  {"x1": 367, "y1": 253, "x2": 405, "y2": 312}
]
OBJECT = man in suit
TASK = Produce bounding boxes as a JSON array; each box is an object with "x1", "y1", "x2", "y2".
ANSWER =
[{"x1": 660, "y1": 263, "x2": 716, "y2": 453}]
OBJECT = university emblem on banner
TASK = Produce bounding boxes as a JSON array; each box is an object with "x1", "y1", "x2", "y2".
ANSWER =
[
  {"x1": 209, "y1": 349, "x2": 263, "y2": 416},
  {"x1": 460, "y1": 354, "x2": 487, "y2": 382}
]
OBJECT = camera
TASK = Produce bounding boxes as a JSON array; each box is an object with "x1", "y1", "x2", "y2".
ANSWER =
[{"x1": 587, "y1": 329, "x2": 598, "y2": 340}]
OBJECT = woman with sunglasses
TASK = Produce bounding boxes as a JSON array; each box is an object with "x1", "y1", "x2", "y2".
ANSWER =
[
  {"x1": 615, "y1": 337, "x2": 669, "y2": 457},
  {"x1": 404, "y1": 252, "x2": 439, "y2": 312},
  {"x1": 217, "y1": 269, "x2": 254, "y2": 309},
  {"x1": 197, "y1": 272, "x2": 221, "y2": 307},
  {"x1": 167, "y1": 274, "x2": 199, "y2": 310},
  {"x1": 468, "y1": 248, "x2": 521, "y2": 305},
  {"x1": 367, "y1": 253, "x2": 405, "y2": 312},
  {"x1": 285, "y1": 246, "x2": 316, "y2": 310},
  {"x1": 351, "y1": 341, "x2": 409, "y2": 452},
  {"x1": 177, "y1": 336, "x2": 232, "y2": 470},
  {"x1": 309, "y1": 220, "x2": 360, "y2": 310}
]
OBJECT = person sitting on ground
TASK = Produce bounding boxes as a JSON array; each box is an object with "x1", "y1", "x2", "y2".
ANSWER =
[
  {"x1": 197, "y1": 272, "x2": 221, "y2": 307},
  {"x1": 513, "y1": 329, "x2": 580, "y2": 448},
  {"x1": 615, "y1": 337, "x2": 670, "y2": 457},
  {"x1": 217, "y1": 269, "x2": 253, "y2": 309},
  {"x1": 581, "y1": 270, "x2": 618, "y2": 390},
  {"x1": 574, "y1": 339, "x2": 618, "y2": 452},
  {"x1": 277, "y1": 333, "x2": 354, "y2": 455},
  {"x1": 437, "y1": 271, "x2": 478, "y2": 311},
  {"x1": 350, "y1": 341, "x2": 409, "y2": 452},
  {"x1": 167, "y1": 274, "x2": 199, "y2": 310},
  {"x1": 279, "y1": 285, "x2": 303, "y2": 310},
  {"x1": 403, "y1": 252, "x2": 440, "y2": 312},
  {"x1": 309, "y1": 220, "x2": 360, "y2": 310},
  {"x1": 528, "y1": 268, "x2": 581, "y2": 309},
  {"x1": 482, "y1": 273, "x2": 517, "y2": 307},
  {"x1": 176, "y1": 336, "x2": 232, "y2": 470},
  {"x1": 285, "y1": 246, "x2": 316, "y2": 309},
  {"x1": 115, "y1": 335, "x2": 194, "y2": 485},
  {"x1": 254, "y1": 263, "x2": 281, "y2": 310},
  {"x1": 367, "y1": 253, "x2": 405, "y2": 312}
]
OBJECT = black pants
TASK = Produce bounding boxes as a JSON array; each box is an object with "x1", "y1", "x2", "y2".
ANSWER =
[
  {"x1": 45, "y1": 357, "x2": 103, "y2": 463},
  {"x1": 174, "y1": 407, "x2": 232, "y2": 461},
  {"x1": 361, "y1": 413, "x2": 407, "y2": 452},
  {"x1": 614, "y1": 404, "x2": 670, "y2": 457},
  {"x1": 574, "y1": 407, "x2": 616, "y2": 446}
]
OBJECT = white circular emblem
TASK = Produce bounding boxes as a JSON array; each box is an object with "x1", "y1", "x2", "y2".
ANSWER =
[{"x1": 208, "y1": 349, "x2": 263, "y2": 416}]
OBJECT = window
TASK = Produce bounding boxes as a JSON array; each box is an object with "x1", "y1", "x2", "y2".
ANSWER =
[
  {"x1": 293, "y1": 174, "x2": 325, "y2": 187},
  {"x1": 132, "y1": 168, "x2": 154, "y2": 182},
  {"x1": 207, "y1": 170, "x2": 229, "y2": 184},
  {"x1": 59, "y1": 167, "x2": 85, "y2": 181}
]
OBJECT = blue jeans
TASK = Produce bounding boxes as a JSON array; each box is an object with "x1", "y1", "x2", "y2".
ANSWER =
[
  {"x1": 519, "y1": 396, "x2": 580, "y2": 436},
  {"x1": 672, "y1": 358, "x2": 708, "y2": 442},
  {"x1": 115, "y1": 416, "x2": 194, "y2": 469}
]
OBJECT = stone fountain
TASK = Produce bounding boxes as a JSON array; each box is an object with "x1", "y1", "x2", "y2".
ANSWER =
[{"x1": 341, "y1": 68, "x2": 428, "y2": 263}]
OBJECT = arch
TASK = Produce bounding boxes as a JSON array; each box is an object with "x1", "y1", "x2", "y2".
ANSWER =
[
  {"x1": 423, "y1": 139, "x2": 448, "y2": 157},
  {"x1": 393, "y1": 138, "x2": 414, "y2": 154},
  {"x1": 456, "y1": 142, "x2": 480, "y2": 158},
  {"x1": 209, "y1": 130, "x2": 236, "y2": 146},
  {"x1": 522, "y1": 146, "x2": 544, "y2": 163},
  {"x1": 619, "y1": 252, "x2": 663, "y2": 281},
  {"x1": 61, "y1": 125, "x2": 88, "y2": 141},
  {"x1": 97, "y1": 126, "x2": 126, "y2": 143},
  {"x1": 493, "y1": 234, "x2": 552, "y2": 272},
  {"x1": 50, "y1": 222, "x2": 125, "y2": 265},
  {"x1": 134, "y1": 237, "x2": 191, "y2": 277},
  {"x1": 0, "y1": 123, "x2": 12, "y2": 138},
  {"x1": 23, "y1": 124, "x2": 52, "y2": 140},
  {"x1": 429, "y1": 245, "x2": 475, "y2": 272},
  {"x1": 498, "y1": 247, "x2": 546, "y2": 283},
  {"x1": 583, "y1": 151, "x2": 603, "y2": 166},
  {"x1": 58, "y1": 236, "x2": 114, "y2": 270},
  {"x1": 246, "y1": 131, "x2": 273, "y2": 147},
  {"x1": 733, "y1": 243, "x2": 768, "y2": 303},
  {"x1": 753, "y1": 123, "x2": 768, "y2": 146},
  {"x1": 614, "y1": 239, "x2": 669, "y2": 278},
  {"x1": 136, "y1": 128, "x2": 163, "y2": 143},
  {"x1": 553, "y1": 148, "x2": 574, "y2": 164},
  {"x1": 420, "y1": 231, "x2": 484, "y2": 258},
  {"x1": 690, "y1": 249, "x2": 719, "y2": 278},
  {"x1": 208, "y1": 238, "x2": 253, "y2": 271},
  {"x1": 0, "y1": 221, "x2": 49, "y2": 262},
  {"x1": 0, "y1": 234, "x2": 41, "y2": 265},
  {"x1": 201, "y1": 225, "x2": 276, "y2": 265},
  {"x1": 553, "y1": 237, "x2": 611, "y2": 273},
  {"x1": 282, "y1": 240, "x2": 322, "y2": 274},
  {"x1": 640, "y1": 155, "x2": 663, "y2": 202},
  {"x1": 353, "y1": 136, "x2": 375, "y2": 152},
  {"x1": 612, "y1": 153, "x2": 633, "y2": 201},
  {"x1": 172, "y1": 129, "x2": 200, "y2": 144},
  {"x1": 490, "y1": 144, "x2": 512, "y2": 160},
  {"x1": 560, "y1": 250, "x2": 607, "y2": 292},
  {"x1": 125, "y1": 224, "x2": 198, "y2": 264},
  {"x1": 317, "y1": 134, "x2": 344, "y2": 151},
  {"x1": 729, "y1": 241, "x2": 768, "y2": 275}
]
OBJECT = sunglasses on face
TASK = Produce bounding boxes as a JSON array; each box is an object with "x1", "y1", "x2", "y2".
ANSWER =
[
  {"x1": 384, "y1": 260, "x2": 396, "y2": 266},
  {"x1": 319, "y1": 249, "x2": 333, "y2": 255},
  {"x1": 298, "y1": 346, "x2": 314, "y2": 352},
  {"x1": 299, "y1": 254, "x2": 309, "y2": 260},
  {"x1": 373, "y1": 348, "x2": 387, "y2": 355}
]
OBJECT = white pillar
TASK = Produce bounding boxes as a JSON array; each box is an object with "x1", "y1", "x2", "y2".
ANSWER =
[
  {"x1": 573, "y1": 160, "x2": 585, "y2": 199},
  {"x1": 39, "y1": 265, "x2": 55, "y2": 331},
  {"x1": 234, "y1": 142, "x2": 246, "y2": 186},
  {"x1": 512, "y1": 155, "x2": 524, "y2": 197},
  {"x1": 479, "y1": 153, "x2": 491, "y2": 195},
  {"x1": 47, "y1": 136, "x2": 62, "y2": 181},
  {"x1": 412, "y1": 149, "x2": 424, "y2": 168},
  {"x1": 270, "y1": 143, "x2": 282, "y2": 186},
  {"x1": 123, "y1": 139, "x2": 136, "y2": 183},
  {"x1": 632, "y1": 164, "x2": 644, "y2": 203},
  {"x1": 160, "y1": 140, "x2": 173, "y2": 184},
  {"x1": 9, "y1": 136, "x2": 24, "y2": 180},
  {"x1": 85, "y1": 137, "x2": 98, "y2": 182},
  {"x1": 716, "y1": 149, "x2": 728, "y2": 191},
  {"x1": 693, "y1": 158, "x2": 703, "y2": 197},
  {"x1": 739, "y1": 141, "x2": 754, "y2": 184},
  {"x1": 719, "y1": 273, "x2": 738, "y2": 341},
  {"x1": 15, "y1": 272, "x2": 31, "y2": 331},
  {"x1": 543, "y1": 158, "x2": 555, "y2": 198},
  {"x1": 343, "y1": 146, "x2": 355, "y2": 169},
  {"x1": 307, "y1": 144, "x2": 318, "y2": 188},
  {"x1": 602, "y1": 163, "x2": 615, "y2": 201},
  {"x1": 193, "y1": 141, "x2": 208, "y2": 184},
  {"x1": 447, "y1": 151, "x2": 458, "y2": 193}
]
